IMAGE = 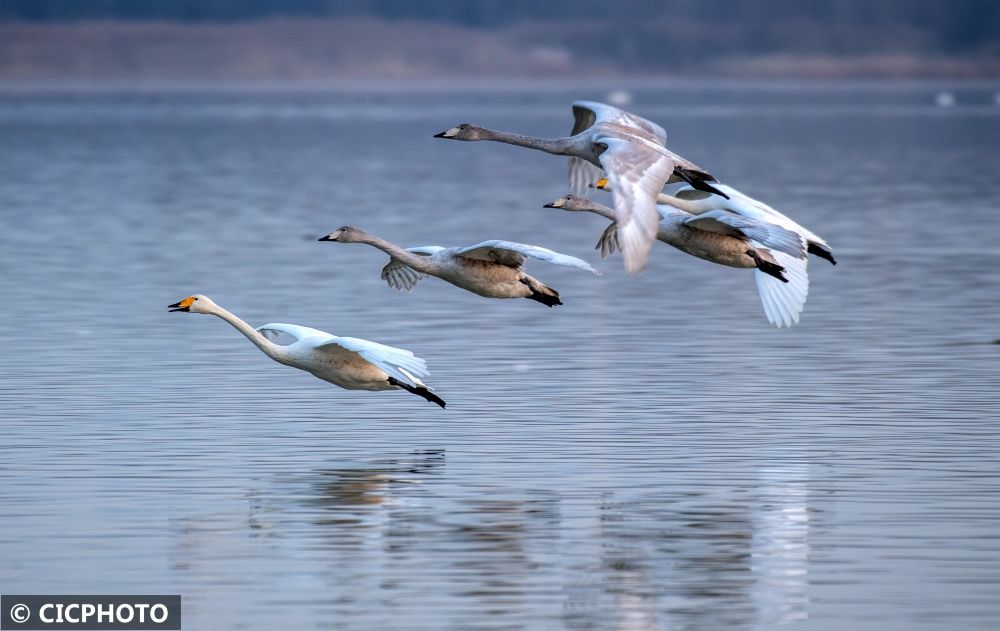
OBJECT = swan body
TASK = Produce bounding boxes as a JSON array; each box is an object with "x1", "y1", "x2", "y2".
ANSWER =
[
  {"x1": 167, "y1": 294, "x2": 445, "y2": 407},
  {"x1": 319, "y1": 226, "x2": 598, "y2": 307},
  {"x1": 546, "y1": 195, "x2": 810, "y2": 327},
  {"x1": 434, "y1": 101, "x2": 722, "y2": 276}
]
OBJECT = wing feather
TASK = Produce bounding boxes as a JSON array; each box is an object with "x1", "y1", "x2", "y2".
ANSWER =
[
  {"x1": 595, "y1": 222, "x2": 620, "y2": 258},
  {"x1": 316, "y1": 336, "x2": 429, "y2": 387},
  {"x1": 257, "y1": 322, "x2": 331, "y2": 343},
  {"x1": 568, "y1": 157, "x2": 605, "y2": 196},
  {"x1": 754, "y1": 251, "x2": 809, "y2": 328},
  {"x1": 378, "y1": 246, "x2": 442, "y2": 291},
  {"x1": 685, "y1": 210, "x2": 807, "y2": 259},
  {"x1": 569, "y1": 101, "x2": 667, "y2": 196},
  {"x1": 597, "y1": 137, "x2": 675, "y2": 275},
  {"x1": 456, "y1": 240, "x2": 598, "y2": 274},
  {"x1": 572, "y1": 100, "x2": 667, "y2": 144},
  {"x1": 676, "y1": 183, "x2": 832, "y2": 256}
]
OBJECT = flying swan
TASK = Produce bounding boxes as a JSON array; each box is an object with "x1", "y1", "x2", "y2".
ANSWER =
[
  {"x1": 318, "y1": 226, "x2": 598, "y2": 307},
  {"x1": 434, "y1": 100, "x2": 723, "y2": 276},
  {"x1": 596, "y1": 178, "x2": 837, "y2": 265},
  {"x1": 167, "y1": 294, "x2": 445, "y2": 407},
  {"x1": 545, "y1": 195, "x2": 811, "y2": 328}
]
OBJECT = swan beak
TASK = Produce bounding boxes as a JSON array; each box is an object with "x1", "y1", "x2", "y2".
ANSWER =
[
  {"x1": 542, "y1": 203, "x2": 555, "y2": 208},
  {"x1": 433, "y1": 127, "x2": 458, "y2": 139},
  {"x1": 168, "y1": 296, "x2": 195, "y2": 312},
  {"x1": 593, "y1": 178, "x2": 609, "y2": 190},
  {"x1": 318, "y1": 234, "x2": 336, "y2": 242}
]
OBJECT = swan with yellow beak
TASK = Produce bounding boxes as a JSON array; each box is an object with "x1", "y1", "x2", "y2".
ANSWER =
[{"x1": 167, "y1": 294, "x2": 445, "y2": 407}]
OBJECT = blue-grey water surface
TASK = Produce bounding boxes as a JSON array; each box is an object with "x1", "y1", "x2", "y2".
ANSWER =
[{"x1": 1, "y1": 81, "x2": 999, "y2": 630}]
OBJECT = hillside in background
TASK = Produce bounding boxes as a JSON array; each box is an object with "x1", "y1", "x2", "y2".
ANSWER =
[{"x1": 1, "y1": 0, "x2": 997, "y2": 80}]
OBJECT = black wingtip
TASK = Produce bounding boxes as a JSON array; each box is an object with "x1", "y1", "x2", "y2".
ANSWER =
[
  {"x1": 687, "y1": 178, "x2": 729, "y2": 199},
  {"x1": 808, "y1": 243, "x2": 837, "y2": 265},
  {"x1": 673, "y1": 166, "x2": 729, "y2": 199}
]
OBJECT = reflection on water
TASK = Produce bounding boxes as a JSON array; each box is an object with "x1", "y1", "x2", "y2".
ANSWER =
[
  {"x1": 752, "y1": 464, "x2": 810, "y2": 625},
  {"x1": 174, "y1": 451, "x2": 818, "y2": 629},
  {"x1": 1, "y1": 83, "x2": 1000, "y2": 629}
]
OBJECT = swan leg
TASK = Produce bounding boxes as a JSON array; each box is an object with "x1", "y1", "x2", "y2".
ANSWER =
[{"x1": 388, "y1": 377, "x2": 446, "y2": 408}]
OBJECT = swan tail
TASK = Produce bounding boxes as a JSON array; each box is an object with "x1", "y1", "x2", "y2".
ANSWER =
[
  {"x1": 521, "y1": 277, "x2": 562, "y2": 307},
  {"x1": 388, "y1": 377, "x2": 446, "y2": 408}
]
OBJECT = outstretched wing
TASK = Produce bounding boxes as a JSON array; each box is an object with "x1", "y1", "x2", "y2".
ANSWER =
[
  {"x1": 685, "y1": 210, "x2": 807, "y2": 259},
  {"x1": 676, "y1": 184, "x2": 830, "y2": 254},
  {"x1": 569, "y1": 101, "x2": 666, "y2": 197},
  {"x1": 596, "y1": 136, "x2": 675, "y2": 276},
  {"x1": 595, "y1": 222, "x2": 621, "y2": 258},
  {"x1": 572, "y1": 100, "x2": 667, "y2": 145},
  {"x1": 315, "y1": 336, "x2": 429, "y2": 387},
  {"x1": 568, "y1": 157, "x2": 604, "y2": 197},
  {"x1": 456, "y1": 240, "x2": 599, "y2": 274},
  {"x1": 379, "y1": 246, "x2": 441, "y2": 292},
  {"x1": 257, "y1": 322, "x2": 333, "y2": 345},
  {"x1": 754, "y1": 251, "x2": 810, "y2": 328}
]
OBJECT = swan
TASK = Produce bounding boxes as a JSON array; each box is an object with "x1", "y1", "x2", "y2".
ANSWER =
[
  {"x1": 167, "y1": 294, "x2": 446, "y2": 407},
  {"x1": 595, "y1": 178, "x2": 837, "y2": 265},
  {"x1": 318, "y1": 226, "x2": 598, "y2": 307},
  {"x1": 434, "y1": 100, "x2": 724, "y2": 276},
  {"x1": 544, "y1": 195, "x2": 811, "y2": 328}
]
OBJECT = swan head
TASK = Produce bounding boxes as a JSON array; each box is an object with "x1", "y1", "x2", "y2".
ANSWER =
[
  {"x1": 168, "y1": 294, "x2": 216, "y2": 314},
  {"x1": 543, "y1": 195, "x2": 596, "y2": 212},
  {"x1": 318, "y1": 225, "x2": 366, "y2": 243},
  {"x1": 433, "y1": 124, "x2": 486, "y2": 141}
]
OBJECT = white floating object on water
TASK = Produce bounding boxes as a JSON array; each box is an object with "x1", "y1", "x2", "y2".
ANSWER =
[
  {"x1": 935, "y1": 91, "x2": 956, "y2": 107},
  {"x1": 606, "y1": 90, "x2": 633, "y2": 107}
]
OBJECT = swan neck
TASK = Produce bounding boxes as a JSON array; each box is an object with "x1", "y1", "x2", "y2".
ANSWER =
[
  {"x1": 657, "y1": 194, "x2": 713, "y2": 213},
  {"x1": 578, "y1": 203, "x2": 616, "y2": 221},
  {"x1": 211, "y1": 305, "x2": 290, "y2": 363},
  {"x1": 480, "y1": 128, "x2": 571, "y2": 156},
  {"x1": 358, "y1": 234, "x2": 437, "y2": 272}
]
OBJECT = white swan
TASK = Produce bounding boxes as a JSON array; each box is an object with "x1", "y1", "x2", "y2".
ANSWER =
[
  {"x1": 434, "y1": 100, "x2": 723, "y2": 276},
  {"x1": 167, "y1": 294, "x2": 445, "y2": 407},
  {"x1": 318, "y1": 226, "x2": 598, "y2": 307},
  {"x1": 545, "y1": 195, "x2": 810, "y2": 328},
  {"x1": 596, "y1": 178, "x2": 836, "y2": 265}
]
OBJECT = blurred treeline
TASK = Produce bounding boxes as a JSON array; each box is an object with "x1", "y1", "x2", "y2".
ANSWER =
[{"x1": 1, "y1": 0, "x2": 997, "y2": 79}]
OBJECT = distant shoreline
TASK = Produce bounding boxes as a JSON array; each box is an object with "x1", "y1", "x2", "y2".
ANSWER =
[{"x1": 1, "y1": 18, "x2": 997, "y2": 81}]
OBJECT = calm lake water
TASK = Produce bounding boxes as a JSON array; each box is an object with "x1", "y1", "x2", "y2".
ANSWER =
[{"x1": 1, "y1": 81, "x2": 999, "y2": 630}]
